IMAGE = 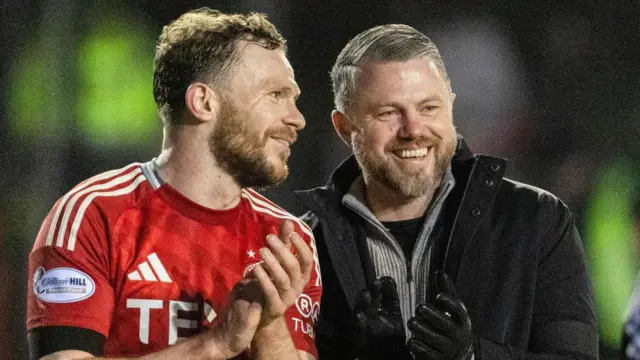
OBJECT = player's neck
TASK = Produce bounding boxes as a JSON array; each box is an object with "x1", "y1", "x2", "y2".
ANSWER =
[
  {"x1": 363, "y1": 179, "x2": 440, "y2": 222},
  {"x1": 156, "y1": 131, "x2": 242, "y2": 211}
]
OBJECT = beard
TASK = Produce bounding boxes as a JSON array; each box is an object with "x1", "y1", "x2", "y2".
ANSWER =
[
  {"x1": 352, "y1": 130, "x2": 456, "y2": 198},
  {"x1": 209, "y1": 100, "x2": 294, "y2": 188}
]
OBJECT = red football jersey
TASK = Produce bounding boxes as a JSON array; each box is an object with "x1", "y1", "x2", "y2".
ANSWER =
[{"x1": 27, "y1": 161, "x2": 322, "y2": 358}]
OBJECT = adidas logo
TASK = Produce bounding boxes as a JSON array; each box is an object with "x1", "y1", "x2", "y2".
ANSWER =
[{"x1": 127, "y1": 253, "x2": 172, "y2": 283}]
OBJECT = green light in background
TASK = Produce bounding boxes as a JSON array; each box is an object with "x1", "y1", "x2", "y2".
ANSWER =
[
  {"x1": 76, "y1": 20, "x2": 159, "y2": 147},
  {"x1": 7, "y1": 44, "x2": 57, "y2": 139},
  {"x1": 585, "y1": 160, "x2": 638, "y2": 348}
]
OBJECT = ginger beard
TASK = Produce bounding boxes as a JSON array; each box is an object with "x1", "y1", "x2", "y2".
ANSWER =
[
  {"x1": 352, "y1": 130, "x2": 456, "y2": 198},
  {"x1": 210, "y1": 100, "x2": 295, "y2": 188}
]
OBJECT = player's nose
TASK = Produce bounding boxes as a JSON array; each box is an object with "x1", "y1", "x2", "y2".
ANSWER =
[{"x1": 284, "y1": 103, "x2": 306, "y2": 131}]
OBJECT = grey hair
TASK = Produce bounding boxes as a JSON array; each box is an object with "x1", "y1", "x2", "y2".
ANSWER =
[{"x1": 331, "y1": 24, "x2": 450, "y2": 113}]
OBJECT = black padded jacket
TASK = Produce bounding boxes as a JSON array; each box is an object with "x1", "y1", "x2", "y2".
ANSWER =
[{"x1": 295, "y1": 137, "x2": 598, "y2": 360}]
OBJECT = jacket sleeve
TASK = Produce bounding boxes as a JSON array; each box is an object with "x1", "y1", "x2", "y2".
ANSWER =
[
  {"x1": 301, "y1": 216, "x2": 359, "y2": 360},
  {"x1": 476, "y1": 202, "x2": 598, "y2": 359}
]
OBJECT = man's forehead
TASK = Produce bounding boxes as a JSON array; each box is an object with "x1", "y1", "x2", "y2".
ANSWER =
[
  {"x1": 230, "y1": 43, "x2": 299, "y2": 93},
  {"x1": 277, "y1": 49, "x2": 296, "y2": 79},
  {"x1": 353, "y1": 59, "x2": 447, "y2": 95},
  {"x1": 283, "y1": 58, "x2": 296, "y2": 77},
  {"x1": 235, "y1": 42, "x2": 293, "y2": 74},
  {"x1": 236, "y1": 41, "x2": 285, "y2": 61},
  {"x1": 356, "y1": 57, "x2": 442, "y2": 80}
]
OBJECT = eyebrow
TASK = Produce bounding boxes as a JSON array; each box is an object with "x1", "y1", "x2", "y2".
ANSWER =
[
  {"x1": 418, "y1": 96, "x2": 444, "y2": 104},
  {"x1": 260, "y1": 78, "x2": 301, "y2": 99},
  {"x1": 289, "y1": 83, "x2": 302, "y2": 99},
  {"x1": 371, "y1": 96, "x2": 443, "y2": 108}
]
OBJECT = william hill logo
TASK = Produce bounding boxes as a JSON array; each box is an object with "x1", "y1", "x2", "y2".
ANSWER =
[
  {"x1": 39, "y1": 277, "x2": 88, "y2": 288},
  {"x1": 33, "y1": 267, "x2": 96, "y2": 303}
]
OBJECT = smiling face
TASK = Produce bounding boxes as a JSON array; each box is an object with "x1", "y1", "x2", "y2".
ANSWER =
[
  {"x1": 209, "y1": 43, "x2": 305, "y2": 188},
  {"x1": 340, "y1": 57, "x2": 456, "y2": 198}
]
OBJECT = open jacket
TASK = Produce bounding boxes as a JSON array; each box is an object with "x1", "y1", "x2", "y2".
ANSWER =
[{"x1": 295, "y1": 137, "x2": 598, "y2": 359}]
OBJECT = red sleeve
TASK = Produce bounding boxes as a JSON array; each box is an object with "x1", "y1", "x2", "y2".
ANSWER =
[
  {"x1": 284, "y1": 222, "x2": 322, "y2": 358},
  {"x1": 27, "y1": 196, "x2": 115, "y2": 337}
]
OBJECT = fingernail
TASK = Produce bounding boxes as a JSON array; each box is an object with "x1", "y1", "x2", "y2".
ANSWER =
[
  {"x1": 266, "y1": 234, "x2": 278, "y2": 246},
  {"x1": 259, "y1": 247, "x2": 270, "y2": 258}
]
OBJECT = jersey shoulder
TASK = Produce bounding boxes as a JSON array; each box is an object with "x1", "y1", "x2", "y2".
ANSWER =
[
  {"x1": 241, "y1": 189, "x2": 322, "y2": 287},
  {"x1": 240, "y1": 188, "x2": 313, "y2": 238},
  {"x1": 34, "y1": 162, "x2": 156, "y2": 252}
]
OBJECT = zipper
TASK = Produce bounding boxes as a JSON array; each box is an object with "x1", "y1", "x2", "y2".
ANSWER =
[{"x1": 342, "y1": 195, "x2": 418, "y2": 289}]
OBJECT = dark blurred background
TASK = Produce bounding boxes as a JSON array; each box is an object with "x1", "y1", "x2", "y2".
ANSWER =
[{"x1": 1, "y1": 1, "x2": 639, "y2": 359}]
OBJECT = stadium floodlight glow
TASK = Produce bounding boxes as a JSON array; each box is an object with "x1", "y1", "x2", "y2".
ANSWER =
[
  {"x1": 585, "y1": 160, "x2": 638, "y2": 349},
  {"x1": 76, "y1": 20, "x2": 159, "y2": 147}
]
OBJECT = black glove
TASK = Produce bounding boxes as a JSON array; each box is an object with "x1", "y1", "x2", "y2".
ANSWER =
[
  {"x1": 354, "y1": 276, "x2": 411, "y2": 360},
  {"x1": 407, "y1": 271, "x2": 475, "y2": 360}
]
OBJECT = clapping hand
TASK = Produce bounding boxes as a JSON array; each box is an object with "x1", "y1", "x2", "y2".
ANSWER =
[
  {"x1": 250, "y1": 220, "x2": 314, "y2": 325},
  {"x1": 354, "y1": 276, "x2": 411, "y2": 360},
  {"x1": 407, "y1": 271, "x2": 474, "y2": 360}
]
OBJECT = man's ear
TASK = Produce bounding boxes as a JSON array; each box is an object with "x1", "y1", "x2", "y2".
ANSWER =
[
  {"x1": 184, "y1": 82, "x2": 219, "y2": 123},
  {"x1": 332, "y1": 110, "x2": 354, "y2": 148}
]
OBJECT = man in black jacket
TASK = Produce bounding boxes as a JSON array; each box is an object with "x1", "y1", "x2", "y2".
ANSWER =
[{"x1": 295, "y1": 24, "x2": 598, "y2": 359}]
